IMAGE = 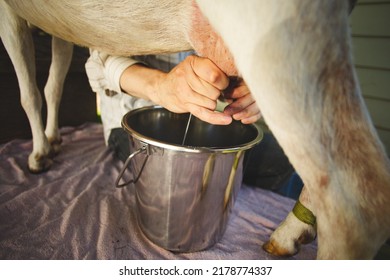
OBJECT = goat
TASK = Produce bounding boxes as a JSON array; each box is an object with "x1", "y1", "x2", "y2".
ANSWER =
[{"x1": 0, "y1": 0, "x2": 389, "y2": 259}]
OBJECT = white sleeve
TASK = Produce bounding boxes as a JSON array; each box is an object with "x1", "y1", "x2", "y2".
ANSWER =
[{"x1": 85, "y1": 49, "x2": 140, "y2": 94}]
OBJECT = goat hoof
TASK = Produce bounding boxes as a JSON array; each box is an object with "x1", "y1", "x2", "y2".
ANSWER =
[
  {"x1": 48, "y1": 137, "x2": 62, "y2": 156},
  {"x1": 28, "y1": 154, "x2": 53, "y2": 173},
  {"x1": 262, "y1": 240, "x2": 296, "y2": 257}
]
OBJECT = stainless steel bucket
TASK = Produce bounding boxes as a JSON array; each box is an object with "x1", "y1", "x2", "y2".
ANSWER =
[{"x1": 115, "y1": 106, "x2": 263, "y2": 252}]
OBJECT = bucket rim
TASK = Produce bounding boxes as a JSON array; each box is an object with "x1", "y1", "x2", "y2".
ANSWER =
[{"x1": 121, "y1": 106, "x2": 263, "y2": 153}]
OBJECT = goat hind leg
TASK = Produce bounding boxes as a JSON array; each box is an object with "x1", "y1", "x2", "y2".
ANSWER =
[
  {"x1": 0, "y1": 2, "x2": 52, "y2": 172},
  {"x1": 263, "y1": 185, "x2": 317, "y2": 256},
  {"x1": 198, "y1": 0, "x2": 390, "y2": 258}
]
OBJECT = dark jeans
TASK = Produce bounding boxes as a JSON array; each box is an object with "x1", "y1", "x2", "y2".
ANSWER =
[{"x1": 108, "y1": 128, "x2": 303, "y2": 199}]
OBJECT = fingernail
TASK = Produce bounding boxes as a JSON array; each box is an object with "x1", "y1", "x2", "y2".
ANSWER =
[
  {"x1": 222, "y1": 115, "x2": 233, "y2": 124},
  {"x1": 233, "y1": 113, "x2": 243, "y2": 120}
]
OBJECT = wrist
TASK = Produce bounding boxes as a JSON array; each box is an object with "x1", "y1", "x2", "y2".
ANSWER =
[{"x1": 147, "y1": 70, "x2": 166, "y2": 105}]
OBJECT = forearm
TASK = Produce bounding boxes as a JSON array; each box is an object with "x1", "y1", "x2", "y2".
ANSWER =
[{"x1": 119, "y1": 64, "x2": 166, "y2": 104}]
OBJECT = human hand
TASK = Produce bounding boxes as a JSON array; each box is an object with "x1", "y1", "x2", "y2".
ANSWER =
[
  {"x1": 154, "y1": 55, "x2": 233, "y2": 125},
  {"x1": 222, "y1": 78, "x2": 261, "y2": 124}
]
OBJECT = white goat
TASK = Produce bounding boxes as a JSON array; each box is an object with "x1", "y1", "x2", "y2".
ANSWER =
[{"x1": 0, "y1": 0, "x2": 389, "y2": 259}]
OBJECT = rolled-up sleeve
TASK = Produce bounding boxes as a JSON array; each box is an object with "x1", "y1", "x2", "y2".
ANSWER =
[{"x1": 85, "y1": 49, "x2": 140, "y2": 94}]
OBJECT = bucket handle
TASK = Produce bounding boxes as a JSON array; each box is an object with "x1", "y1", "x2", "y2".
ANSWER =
[{"x1": 115, "y1": 145, "x2": 149, "y2": 188}]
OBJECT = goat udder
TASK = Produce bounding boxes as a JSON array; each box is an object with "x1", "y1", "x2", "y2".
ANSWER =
[{"x1": 189, "y1": 1, "x2": 238, "y2": 76}]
